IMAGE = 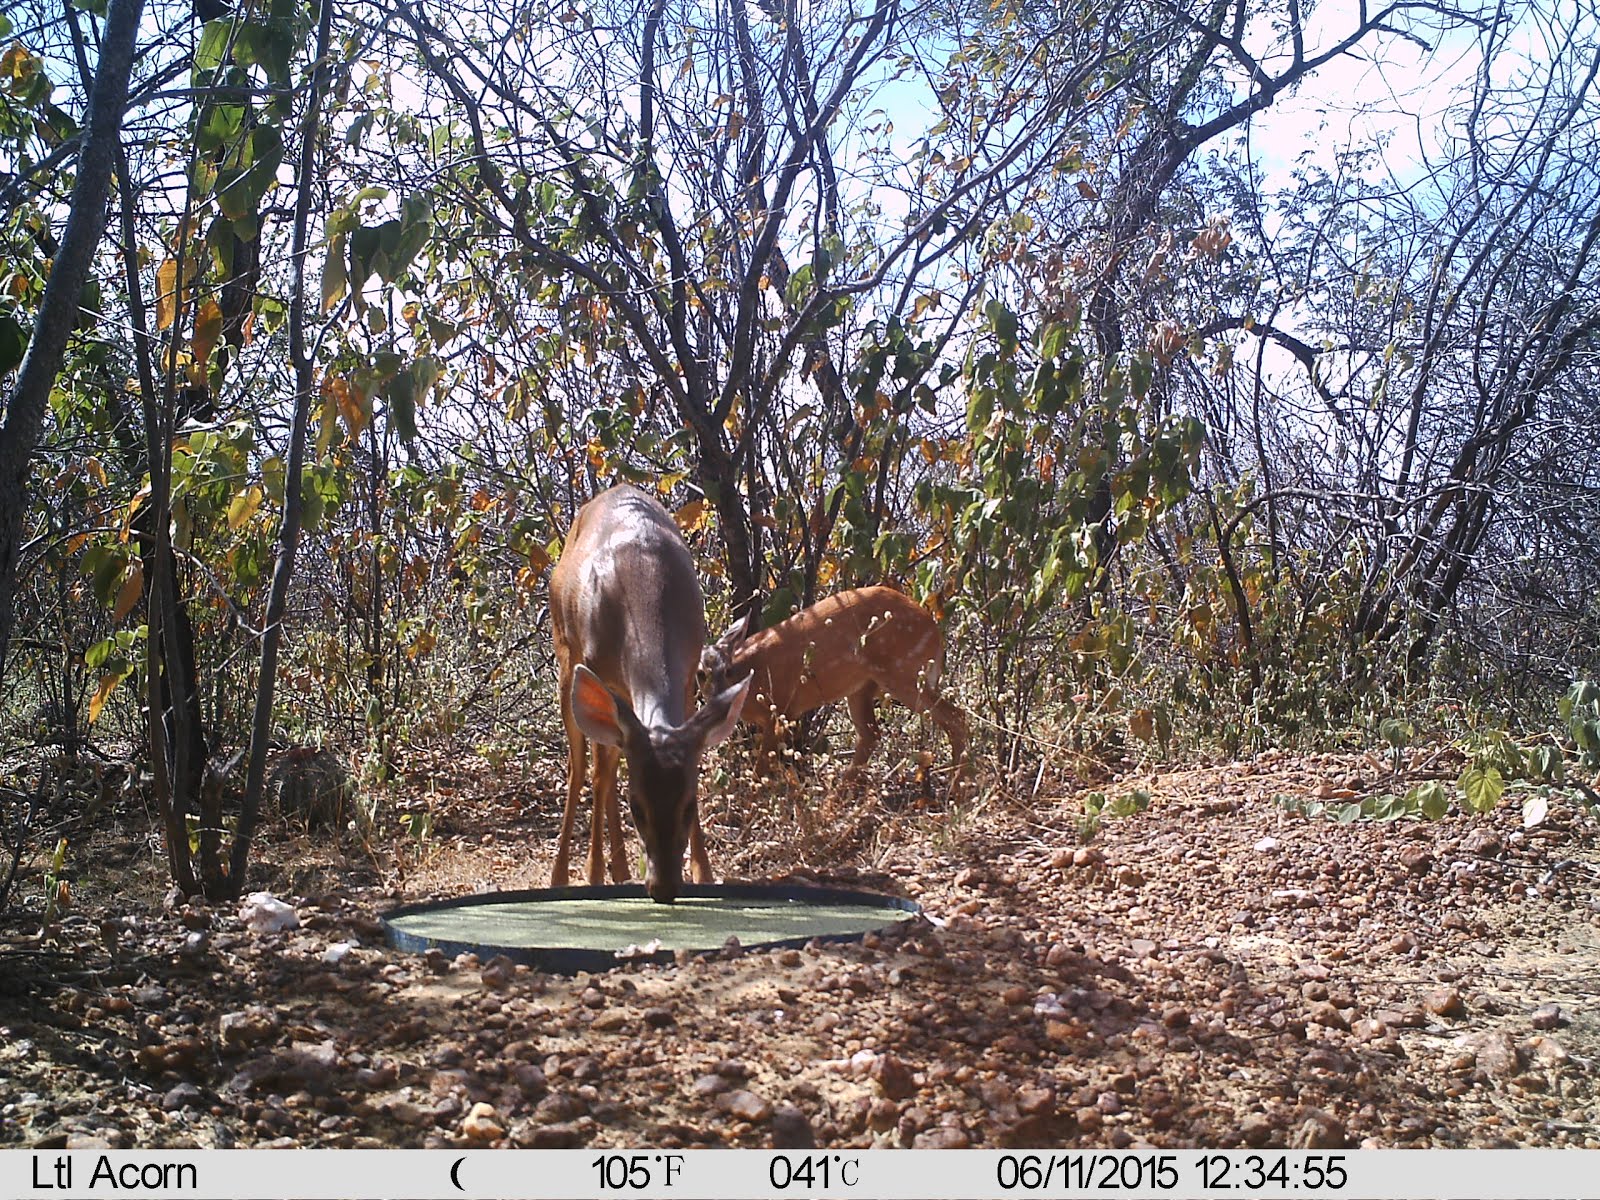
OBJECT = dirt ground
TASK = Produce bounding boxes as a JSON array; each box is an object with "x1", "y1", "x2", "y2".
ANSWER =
[{"x1": 2, "y1": 743, "x2": 1597, "y2": 1151}]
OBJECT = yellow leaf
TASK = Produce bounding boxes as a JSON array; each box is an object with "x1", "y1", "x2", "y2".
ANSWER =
[
  {"x1": 673, "y1": 498, "x2": 707, "y2": 532},
  {"x1": 86, "y1": 457, "x2": 107, "y2": 488},
  {"x1": 155, "y1": 259, "x2": 179, "y2": 330},
  {"x1": 88, "y1": 673, "x2": 121, "y2": 724},
  {"x1": 321, "y1": 233, "x2": 347, "y2": 313},
  {"x1": 124, "y1": 484, "x2": 150, "y2": 538},
  {"x1": 1130, "y1": 708, "x2": 1155, "y2": 742},
  {"x1": 112, "y1": 560, "x2": 144, "y2": 621},
  {"x1": 227, "y1": 485, "x2": 263, "y2": 530},
  {"x1": 3, "y1": 44, "x2": 41, "y2": 92},
  {"x1": 524, "y1": 542, "x2": 551, "y2": 573},
  {"x1": 192, "y1": 298, "x2": 223, "y2": 368},
  {"x1": 324, "y1": 377, "x2": 369, "y2": 439}
]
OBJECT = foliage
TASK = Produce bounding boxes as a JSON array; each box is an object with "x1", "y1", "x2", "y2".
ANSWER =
[
  {"x1": 3, "y1": 0, "x2": 1599, "y2": 902},
  {"x1": 1273, "y1": 679, "x2": 1600, "y2": 824}
]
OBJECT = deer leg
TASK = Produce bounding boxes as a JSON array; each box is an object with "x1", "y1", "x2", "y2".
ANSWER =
[
  {"x1": 591, "y1": 743, "x2": 626, "y2": 884},
  {"x1": 687, "y1": 808, "x2": 714, "y2": 884},
  {"x1": 681, "y1": 675, "x2": 715, "y2": 883},
  {"x1": 754, "y1": 710, "x2": 783, "y2": 779},
  {"x1": 906, "y1": 684, "x2": 971, "y2": 790},
  {"x1": 929, "y1": 696, "x2": 969, "y2": 773},
  {"x1": 846, "y1": 683, "x2": 881, "y2": 770},
  {"x1": 605, "y1": 750, "x2": 631, "y2": 884},
  {"x1": 552, "y1": 667, "x2": 586, "y2": 888},
  {"x1": 886, "y1": 674, "x2": 969, "y2": 782}
]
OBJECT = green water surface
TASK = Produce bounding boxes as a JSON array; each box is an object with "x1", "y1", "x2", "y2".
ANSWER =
[{"x1": 387, "y1": 895, "x2": 913, "y2": 953}]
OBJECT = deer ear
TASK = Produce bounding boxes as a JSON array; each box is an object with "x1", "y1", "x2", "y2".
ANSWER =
[
  {"x1": 700, "y1": 616, "x2": 748, "y2": 680},
  {"x1": 715, "y1": 614, "x2": 751, "y2": 654},
  {"x1": 693, "y1": 673, "x2": 752, "y2": 750},
  {"x1": 571, "y1": 664, "x2": 630, "y2": 747}
]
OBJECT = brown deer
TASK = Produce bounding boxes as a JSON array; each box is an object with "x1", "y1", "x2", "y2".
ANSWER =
[
  {"x1": 548, "y1": 485, "x2": 751, "y2": 903},
  {"x1": 701, "y1": 586, "x2": 967, "y2": 783}
]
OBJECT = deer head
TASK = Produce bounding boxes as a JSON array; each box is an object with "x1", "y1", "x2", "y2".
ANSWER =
[{"x1": 570, "y1": 663, "x2": 750, "y2": 902}]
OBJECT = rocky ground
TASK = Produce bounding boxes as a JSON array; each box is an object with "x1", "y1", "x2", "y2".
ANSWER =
[{"x1": 2, "y1": 747, "x2": 1597, "y2": 1150}]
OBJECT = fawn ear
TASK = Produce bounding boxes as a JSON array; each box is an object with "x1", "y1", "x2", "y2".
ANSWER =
[
  {"x1": 700, "y1": 615, "x2": 750, "y2": 680},
  {"x1": 571, "y1": 664, "x2": 642, "y2": 748},
  {"x1": 691, "y1": 673, "x2": 751, "y2": 750},
  {"x1": 716, "y1": 613, "x2": 753, "y2": 653}
]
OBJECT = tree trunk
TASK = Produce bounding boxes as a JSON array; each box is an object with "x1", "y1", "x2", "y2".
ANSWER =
[
  {"x1": 0, "y1": 0, "x2": 144, "y2": 685},
  {"x1": 233, "y1": 0, "x2": 336, "y2": 893}
]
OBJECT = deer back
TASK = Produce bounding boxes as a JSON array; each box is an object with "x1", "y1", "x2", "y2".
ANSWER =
[{"x1": 711, "y1": 586, "x2": 942, "y2": 726}]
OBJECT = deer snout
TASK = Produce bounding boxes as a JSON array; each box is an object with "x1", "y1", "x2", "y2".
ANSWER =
[{"x1": 645, "y1": 863, "x2": 681, "y2": 904}]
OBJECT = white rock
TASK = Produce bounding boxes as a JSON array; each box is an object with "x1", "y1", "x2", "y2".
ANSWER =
[
  {"x1": 239, "y1": 892, "x2": 299, "y2": 934},
  {"x1": 1033, "y1": 992, "x2": 1069, "y2": 1020}
]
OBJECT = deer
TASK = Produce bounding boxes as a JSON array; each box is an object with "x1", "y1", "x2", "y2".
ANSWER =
[
  {"x1": 548, "y1": 484, "x2": 752, "y2": 903},
  {"x1": 700, "y1": 585, "x2": 968, "y2": 786}
]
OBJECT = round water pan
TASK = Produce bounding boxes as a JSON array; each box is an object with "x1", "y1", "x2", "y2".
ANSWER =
[{"x1": 382, "y1": 882, "x2": 921, "y2": 975}]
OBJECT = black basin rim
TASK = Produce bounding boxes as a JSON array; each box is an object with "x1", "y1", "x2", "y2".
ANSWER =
[{"x1": 381, "y1": 883, "x2": 921, "y2": 975}]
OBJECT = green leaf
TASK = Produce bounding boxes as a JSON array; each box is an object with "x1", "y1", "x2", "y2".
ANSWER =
[
  {"x1": 1334, "y1": 803, "x2": 1363, "y2": 824},
  {"x1": 262, "y1": 455, "x2": 285, "y2": 502},
  {"x1": 1413, "y1": 780, "x2": 1450, "y2": 820},
  {"x1": 1378, "y1": 718, "x2": 1412, "y2": 749},
  {"x1": 385, "y1": 371, "x2": 418, "y2": 441},
  {"x1": 85, "y1": 544, "x2": 129, "y2": 607},
  {"x1": 984, "y1": 299, "x2": 1018, "y2": 352},
  {"x1": 235, "y1": 21, "x2": 294, "y2": 85},
  {"x1": 1458, "y1": 765, "x2": 1504, "y2": 814},
  {"x1": 216, "y1": 124, "x2": 283, "y2": 219},
  {"x1": 1371, "y1": 793, "x2": 1401, "y2": 821},
  {"x1": 1039, "y1": 321, "x2": 1070, "y2": 363},
  {"x1": 1129, "y1": 350, "x2": 1152, "y2": 399},
  {"x1": 300, "y1": 472, "x2": 325, "y2": 531},
  {"x1": 1528, "y1": 745, "x2": 1564, "y2": 784},
  {"x1": 784, "y1": 263, "x2": 814, "y2": 308},
  {"x1": 196, "y1": 102, "x2": 245, "y2": 154},
  {"x1": 85, "y1": 635, "x2": 116, "y2": 670},
  {"x1": 0, "y1": 314, "x2": 28, "y2": 375},
  {"x1": 255, "y1": 294, "x2": 287, "y2": 334},
  {"x1": 349, "y1": 222, "x2": 382, "y2": 285},
  {"x1": 194, "y1": 19, "x2": 234, "y2": 76}
]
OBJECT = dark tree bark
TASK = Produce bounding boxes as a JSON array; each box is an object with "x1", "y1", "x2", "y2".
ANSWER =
[
  {"x1": 232, "y1": 0, "x2": 336, "y2": 893},
  {"x1": 0, "y1": 0, "x2": 145, "y2": 686}
]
